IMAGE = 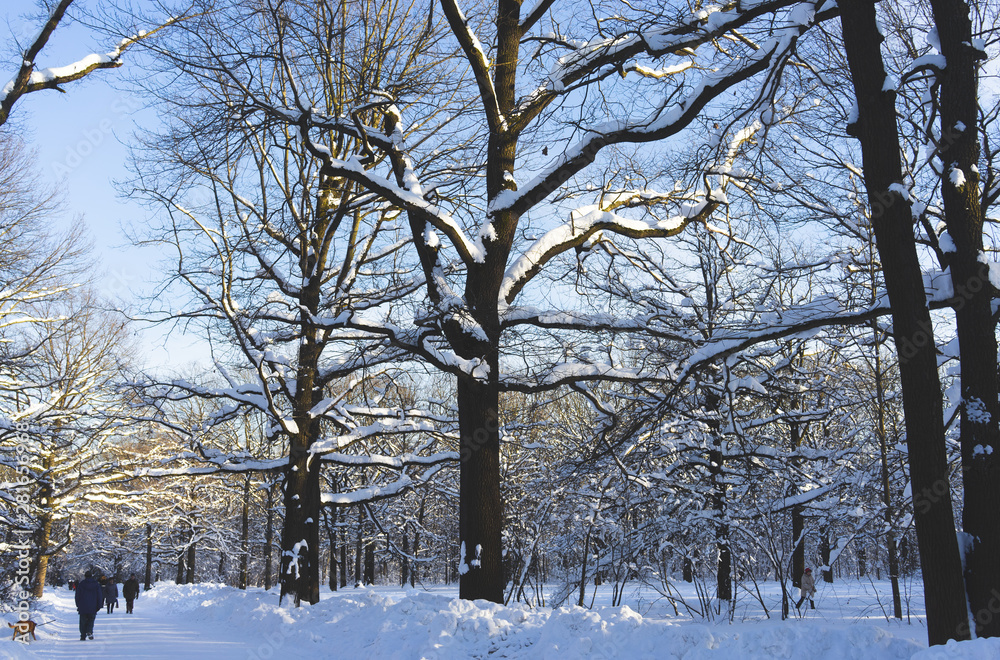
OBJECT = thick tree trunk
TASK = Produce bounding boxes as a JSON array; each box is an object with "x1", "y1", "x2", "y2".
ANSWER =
[
  {"x1": 840, "y1": 0, "x2": 969, "y2": 644},
  {"x1": 457, "y1": 371, "x2": 504, "y2": 602},
  {"x1": 705, "y1": 392, "x2": 730, "y2": 603},
  {"x1": 176, "y1": 547, "x2": 186, "y2": 585},
  {"x1": 339, "y1": 509, "x2": 348, "y2": 589},
  {"x1": 927, "y1": 0, "x2": 1000, "y2": 638},
  {"x1": 279, "y1": 441, "x2": 321, "y2": 604},
  {"x1": 326, "y1": 508, "x2": 338, "y2": 592},
  {"x1": 412, "y1": 498, "x2": 424, "y2": 588},
  {"x1": 355, "y1": 506, "x2": 363, "y2": 586},
  {"x1": 30, "y1": 510, "x2": 51, "y2": 598}
]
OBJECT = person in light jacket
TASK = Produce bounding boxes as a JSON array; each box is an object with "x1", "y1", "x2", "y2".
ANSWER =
[{"x1": 796, "y1": 567, "x2": 816, "y2": 609}]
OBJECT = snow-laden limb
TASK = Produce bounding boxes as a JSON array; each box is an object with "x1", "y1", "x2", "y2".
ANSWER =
[
  {"x1": 0, "y1": 0, "x2": 182, "y2": 125},
  {"x1": 666, "y1": 297, "x2": 893, "y2": 393},
  {"x1": 500, "y1": 200, "x2": 716, "y2": 305},
  {"x1": 307, "y1": 416, "x2": 438, "y2": 453},
  {"x1": 765, "y1": 484, "x2": 834, "y2": 513},
  {"x1": 339, "y1": 314, "x2": 491, "y2": 380},
  {"x1": 298, "y1": 150, "x2": 486, "y2": 266},
  {"x1": 135, "y1": 457, "x2": 285, "y2": 477},
  {"x1": 440, "y1": 0, "x2": 503, "y2": 133},
  {"x1": 320, "y1": 463, "x2": 450, "y2": 506},
  {"x1": 316, "y1": 449, "x2": 459, "y2": 468},
  {"x1": 500, "y1": 2, "x2": 827, "y2": 217}
]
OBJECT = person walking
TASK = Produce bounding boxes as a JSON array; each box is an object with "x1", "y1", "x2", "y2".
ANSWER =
[
  {"x1": 796, "y1": 567, "x2": 817, "y2": 609},
  {"x1": 104, "y1": 578, "x2": 119, "y2": 614},
  {"x1": 75, "y1": 570, "x2": 104, "y2": 640},
  {"x1": 123, "y1": 574, "x2": 141, "y2": 614}
]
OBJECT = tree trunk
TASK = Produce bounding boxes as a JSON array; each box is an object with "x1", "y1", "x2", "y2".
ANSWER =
[
  {"x1": 412, "y1": 498, "x2": 424, "y2": 588},
  {"x1": 819, "y1": 528, "x2": 832, "y2": 584},
  {"x1": 30, "y1": 510, "x2": 51, "y2": 598},
  {"x1": 790, "y1": 423, "x2": 804, "y2": 589},
  {"x1": 706, "y1": 392, "x2": 730, "y2": 602},
  {"x1": 176, "y1": 547, "x2": 186, "y2": 585},
  {"x1": 339, "y1": 512, "x2": 348, "y2": 590},
  {"x1": 327, "y1": 507, "x2": 338, "y2": 592},
  {"x1": 264, "y1": 481, "x2": 275, "y2": 591},
  {"x1": 145, "y1": 523, "x2": 153, "y2": 590},
  {"x1": 355, "y1": 506, "x2": 363, "y2": 585},
  {"x1": 401, "y1": 528, "x2": 410, "y2": 588},
  {"x1": 186, "y1": 540, "x2": 196, "y2": 584},
  {"x1": 456, "y1": 370, "x2": 504, "y2": 602},
  {"x1": 840, "y1": 0, "x2": 969, "y2": 644},
  {"x1": 927, "y1": 0, "x2": 1000, "y2": 638},
  {"x1": 240, "y1": 474, "x2": 250, "y2": 590},
  {"x1": 364, "y1": 540, "x2": 375, "y2": 586},
  {"x1": 279, "y1": 427, "x2": 321, "y2": 604}
]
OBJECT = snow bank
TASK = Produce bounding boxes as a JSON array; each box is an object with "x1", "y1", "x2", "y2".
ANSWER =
[{"x1": 4, "y1": 581, "x2": 999, "y2": 659}]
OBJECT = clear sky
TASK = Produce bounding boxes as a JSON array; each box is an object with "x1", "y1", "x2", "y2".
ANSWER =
[{"x1": 3, "y1": 0, "x2": 211, "y2": 372}]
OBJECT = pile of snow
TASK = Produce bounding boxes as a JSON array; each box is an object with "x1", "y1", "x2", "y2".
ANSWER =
[{"x1": 3, "y1": 581, "x2": 1000, "y2": 658}]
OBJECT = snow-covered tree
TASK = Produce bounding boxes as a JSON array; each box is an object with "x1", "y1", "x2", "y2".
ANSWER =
[
  {"x1": 0, "y1": 289, "x2": 138, "y2": 597},
  {"x1": 127, "y1": 0, "x2": 459, "y2": 605}
]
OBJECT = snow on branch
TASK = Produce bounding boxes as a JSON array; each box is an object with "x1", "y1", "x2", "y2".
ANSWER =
[
  {"x1": 500, "y1": 199, "x2": 717, "y2": 304},
  {"x1": 440, "y1": 0, "x2": 503, "y2": 133},
  {"x1": 298, "y1": 150, "x2": 486, "y2": 266},
  {"x1": 0, "y1": 0, "x2": 183, "y2": 125},
  {"x1": 320, "y1": 463, "x2": 449, "y2": 506},
  {"x1": 499, "y1": 1, "x2": 828, "y2": 216}
]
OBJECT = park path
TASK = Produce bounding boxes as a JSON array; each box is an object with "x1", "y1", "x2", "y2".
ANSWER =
[{"x1": 2, "y1": 589, "x2": 264, "y2": 659}]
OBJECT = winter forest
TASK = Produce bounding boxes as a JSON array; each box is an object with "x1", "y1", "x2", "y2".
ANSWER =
[{"x1": 1, "y1": 0, "x2": 999, "y2": 657}]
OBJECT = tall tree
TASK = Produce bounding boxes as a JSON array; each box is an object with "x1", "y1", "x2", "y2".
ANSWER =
[
  {"x1": 838, "y1": 0, "x2": 969, "y2": 643},
  {"x1": 265, "y1": 0, "x2": 829, "y2": 602},
  {"x1": 926, "y1": 0, "x2": 1000, "y2": 637},
  {"x1": 130, "y1": 0, "x2": 458, "y2": 605}
]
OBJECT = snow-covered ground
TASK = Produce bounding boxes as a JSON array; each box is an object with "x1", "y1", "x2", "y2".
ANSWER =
[{"x1": 2, "y1": 578, "x2": 999, "y2": 659}]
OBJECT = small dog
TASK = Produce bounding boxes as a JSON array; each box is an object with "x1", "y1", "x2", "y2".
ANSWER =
[{"x1": 8, "y1": 620, "x2": 37, "y2": 641}]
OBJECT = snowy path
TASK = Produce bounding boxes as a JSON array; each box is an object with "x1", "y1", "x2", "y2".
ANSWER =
[{"x1": 3, "y1": 588, "x2": 264, "y2": 659}]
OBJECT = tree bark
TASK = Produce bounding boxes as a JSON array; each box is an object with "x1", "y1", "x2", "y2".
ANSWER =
[
  {"x1": 819, "y1": 528, "x2": 832, "y2": 584},
  {"x1": 264, "y1": 482, "x2": 275, "y2": 591},
  {"x1": 926, "y1": 0, "x2": 1000, "y2": 638},
  {"x1": 840, "y1": 0, "x2": 969, "y2": 644},
  {"x1": 186, "y1": 540, "x2": 196, "y2": 584},
  {"x1": 240, "y1": 475, "x2": 250, "y2": 590},
  {"x1": 790, "y1": 422, "x2": 804, "y2": 589},
  {"x1": 145, "y1": 523, "x2": 153, "y2": 591},
  {"x1": 456, "y1": 371, "x2": 504, "y2": 602},
  {"x1": 364, "y1": 540, "x2": 375, "y2": 586}
]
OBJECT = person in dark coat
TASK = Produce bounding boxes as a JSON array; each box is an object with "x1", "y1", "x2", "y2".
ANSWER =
[
  {"x1": 75, "y1": 570, "x2": 104, "y2": 640},
  {"x1": 123, "y1": 574, "x2": 140, "y2": 614},
  {"x1": 104, "y1": 579, "x2": 119, "y2": 614}
]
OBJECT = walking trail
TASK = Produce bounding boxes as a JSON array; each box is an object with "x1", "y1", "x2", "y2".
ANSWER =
[{"x1": 2, "y1": 587, "x2": 259, "y2": 659}]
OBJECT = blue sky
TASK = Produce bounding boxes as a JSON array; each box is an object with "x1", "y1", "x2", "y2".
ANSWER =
[{"x1": 3, "y1": 0, "x2": 209, "y2": 371}]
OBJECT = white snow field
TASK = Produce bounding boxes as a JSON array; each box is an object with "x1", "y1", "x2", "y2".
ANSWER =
[{"x1": 2, "y1": 579, "x2": 999, "y2": 659}]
